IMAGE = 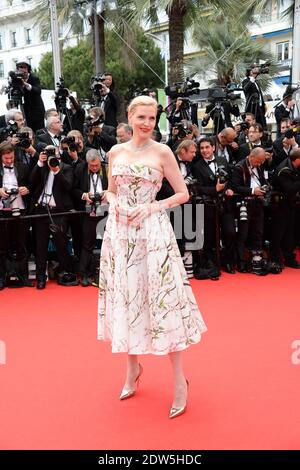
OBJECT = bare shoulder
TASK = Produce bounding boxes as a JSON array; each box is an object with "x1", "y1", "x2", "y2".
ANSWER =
[{"x1": 108, "y1": 143, "x2": 126, "y2": 159}]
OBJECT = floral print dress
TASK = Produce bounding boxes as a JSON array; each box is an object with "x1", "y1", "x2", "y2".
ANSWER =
[{"x1": 98, "y1": 163, "x2": 207, "y2": 354}]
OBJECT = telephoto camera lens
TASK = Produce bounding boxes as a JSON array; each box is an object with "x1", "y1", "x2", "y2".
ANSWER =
[{"x1": 239, "y1": 203, "x2": 248, "y2": 221}]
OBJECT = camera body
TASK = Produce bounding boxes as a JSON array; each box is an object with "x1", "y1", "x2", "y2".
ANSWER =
[
  {"x1": 86, "y1": 191, "x2": 104, "y2": 216},
  {"x1": 83, "y1": 115, "x2": 104, "y2": 134},
  {"x1": 165, "y1": 78, "x2": 200, "y2": 100},
  {"x1": 208, "y1": 85, "x2": 241, "y2": 105},
  {"x1": 0, "y1": 120, "x2": 19, "y2": 140},
  {"x1": 248, "y1": 62, "x2": 270, "y2": 75},
  {"x1": 215, "y1": 166, "x2": 229, "y2": 184},
  {"x1": 284, "y1": 128, "x2": 296, "y2": 139},
  {"x1": 2, "y1": 187, "x2": 21, "y2": 216},
  {"x1": 15, "y1": 132, "x2": 31, "y2": 149},
  {"x1": 173, "y1": 121, "x2": 192, "y2": 139},
  {"x1": 6, "y1": 187, "x2": 19, "y2": 196},
  {"x1": 55, "y1": 77, "x2": 69, "y2": 112},
  {"x1": 261, "y1": 184, "x2": 272, "y2": 206},
  {"x1": 90, "y1": 74, "x2": 106, "y2": 97},
  {"x1": 61, "y1": 136, "x2": 77, "y2": 152}
]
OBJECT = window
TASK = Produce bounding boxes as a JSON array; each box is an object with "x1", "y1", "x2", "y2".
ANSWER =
[
  {"x1": 11, "y1": 31, "x2": 17, "y2": 48},
  {"x1": 0, "y1": 33, "x2": 3, "y2": 50},
  {"x1": 0, "y1": 62, "x2": 4, "y2": 78},
  {"x1": 276, "y1": 41, "x2": 290, "y2": 62},
  {"x1": 25, "y1": 28, "x2": 32, "y2": 45}
]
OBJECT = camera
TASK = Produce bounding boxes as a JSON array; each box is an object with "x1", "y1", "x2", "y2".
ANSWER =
[
  {"x1": 5, "y1": 71, "x2": 26, "y2": 105},
  {"x1": 261, "y1": 184, "x2": 272, "y2": 206},
  {"x1": 248, "y1": 62, "x2": 270, "y2": 75},
  {"x1": 185, "y1": 176, "x2": 201, "y2": 201},
  {"x1": 15, "y1": 132, "x2": 31, "y2": 149},
  {"x1": 173, "y1": 121, "x2": 192, "y2": 139},
  {"x1": 284, "y1": 128, "x2": 296, "y2": 139},
  {"x1": 44, "y1": 148, "x2": 60, "y2": 167},
  {"x1": 208, "y1": 85, "x2": 241, "y2": 103},
  {"x1": 3, "y1": 187, "x2": 21, "y2": 217},
  {"x1": 237, "y1": 200, "x2": 248, "y2": 221},
  {"x1": 216, "y1": 166, "x2": 229, "y2": 184},
  {"x1": 61, "y1": 136, "x2": 77, "y2": 152},
  {"x1": 83, "y1": 115, "x2": 104, "y2": 134},
  {"x1": 6, "y1": 188, "x2": 19, "y2": 196},
  {"x1": 86, "y1": 191, "x2": 104, "y2": 217},
  {"x1": 0, "y1": 120, "x2": 19, "y2": 140},
  {"x1": 165, "y1": 78, "x2": 200, "y2": 99},
  {"x1": 55, "y1": 77, "x2": 69, "y2": 112},
  {"x1": 240, "y1": 121, "x2": 250, "y2": 131},
  {"x1": 90, "y1": 74, "x2": 106, "y2": 97}
]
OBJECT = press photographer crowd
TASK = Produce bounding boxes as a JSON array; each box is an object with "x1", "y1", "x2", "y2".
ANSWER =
[{"x1": 0, "y1": 59, "x2": 300, "y2": 289}]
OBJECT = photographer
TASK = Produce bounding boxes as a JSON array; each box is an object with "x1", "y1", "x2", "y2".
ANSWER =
[
  {"x1": 215, "y1": 128, "x2": 239, "y2": 166},
  {"x1": 192, "y1": 137, "x2": 236, "y2": 276},
  {"x1": 268, "y1": 148, "x2": 300, "y2": 271},
  {"x1": 166, "y1": 120, "x2": 194, "y2": 152},
  {"x1": 73, "y1": 149, "x2": 108, "y2": 286},
  {"x1": 116, "y1": 123, "x2": 133, "y2": 143},
  {"x1": 156, "y1": 139, "x2": 197, "y2": 276},
  {"x1": 242, "y1": 64, "x2": 267, "y2": 129},
  {"x1": 13, "y1": 126, "x2": 39, "y2": 171},
  {"x1": 84, "y1": 107, "x2": 117, "y2": 153},
  {"x1": 202, "y1": 86, "x2": 240, "y2": 135},
  {"x1": 232, "y1": 147, "x2": 269, "y2": 274},
  {"x1": 0, "y1": 141, "x2": 32, "y2": 289},
  {"x1": 0, "y1": 109, "x2": 25, "y2": 143},
  {"x1": 29, "y1": 145, "x2": 77, "y2": 289},
  {"x1": 274, "y1": 91, "x2": 295, "y2": 138},
  {"x1": 237, "y1": 123, "x2": 273, "y2": 166},
  {"x1": 36, "y1": 116, "x2": 64, "y2": 150},
  {"x1": 12, "y1": 61, "x2": 45, "y2": 132},
  {"x1": 60, "y1": 130, "x2": 87, "y2": 168},
  {"x1": 272, "y1": 124, "x2": 300, "y2": 168},
  {"x1": 91, "y1": 73, "x2": 118, "y2": 128},
  {"x1": 167, "y1": 97, "x2": 198, "y2": 129}
]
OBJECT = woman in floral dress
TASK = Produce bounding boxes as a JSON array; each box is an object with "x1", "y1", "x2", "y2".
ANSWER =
[{"x1": 98, "y1": 95, "x2": 207, "y2": 418}]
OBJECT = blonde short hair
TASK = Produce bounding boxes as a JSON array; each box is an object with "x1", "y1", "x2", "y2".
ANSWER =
[{"x1": 127, "y1": 95, "x2": 157, "y2": 115}]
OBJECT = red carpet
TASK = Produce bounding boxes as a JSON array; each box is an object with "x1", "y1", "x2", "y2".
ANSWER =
[{"x1": 0, "y1": 268, "x2": 299, "y2": 450}]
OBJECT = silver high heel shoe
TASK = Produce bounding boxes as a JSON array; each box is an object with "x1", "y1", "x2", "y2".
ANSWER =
[
  {"x1": 169, "y1": 380, "x2": 189, "y2": 419},
  {"x1": 119, "y1": 364, "x2": 143, "y2": 400}
]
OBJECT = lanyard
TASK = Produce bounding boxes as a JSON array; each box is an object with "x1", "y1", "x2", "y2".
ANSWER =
[{"x1": 90, "y1": 173, "x2": 100, "y2": 194}]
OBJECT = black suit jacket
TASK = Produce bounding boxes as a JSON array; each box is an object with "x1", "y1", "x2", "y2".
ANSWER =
[
  {"x1": 29, "y1": 162, "x2": 74, "y2": 212},
  {"x1": 23, "y1": 74, "x2": 45, "y2": 132},
  {"x1": 242, "y1": 77, "x2": 266, "y2": 128},
  {"x1": 272, "y1": 157, "x2": 300, "y2": 203},
  {"x1": 232, "y1": 158, "x2": 267, "y2": 197},
  {"x1": 72, "y1": 161, "x2": 108, "y2": 211},
  {"x1": 102, "y1": 91, "x2": 118, "y2": 128},
  {"x1": 202, "y1": 101, "x2": 240, "y2": 133},
  {"x1": 192, "y1": 156, "x2": 231, "y2": 197},
  {"x1": 85, "y1": 124, "x2": 117, "y2": 153}
]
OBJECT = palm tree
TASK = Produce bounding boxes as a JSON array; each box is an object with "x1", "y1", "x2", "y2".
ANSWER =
[
  {"x1": 34, "y1": 0, "x2": 134, "y2": 73},
  {"x1": 188, "y1": 8, "x2": 278, "y2": 90},
  {"x1": 129, "y1": 0, "x2": 271, "y2": 84}
]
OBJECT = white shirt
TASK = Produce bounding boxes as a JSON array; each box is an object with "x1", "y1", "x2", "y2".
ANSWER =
[
  {"x1": 48, "y1": 131, "x2": 60, "y2": 147},
  {"x1": 38, "y1": 170, "x2": 56, "y2": 207},
  {"x1": 250, "y1": 167, "x2": 261, "y2": 191},
  {"x1": 0, "y1": 165, "x2": 25, "y2": 210},
  {"x1": 89, "y1": 172, "x2": 103, "y2": 195}
]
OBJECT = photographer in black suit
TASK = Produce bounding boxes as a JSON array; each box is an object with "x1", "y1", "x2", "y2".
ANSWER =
[
  {"x1": 269, "y1": 149, "x2": 300, "y2": 271},
  {"x1": 242, "y1": 64, "x2": 267, "y2": 129},
  {"x1": 192, "y1": 137, "x2": 236, "y2": 275},
  {"x1": 232, "y1": 147, "x2": 269, "y2": 274},
  {"x1": 73, "y1": 149, "x2": 108, "y2": 286},
  {"x1": 14, "y1": 61, "x2": 45, "y2": 132},
  {"x1": 29, "y1": 145, "x2": 77, "y2": 289},
  {"x1": 0, "y1": 141, "x2": 32, "y2": 289}
]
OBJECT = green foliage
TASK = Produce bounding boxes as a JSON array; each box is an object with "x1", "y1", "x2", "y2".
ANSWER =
[
  {"x1": 37, "y1": 29, "x2": 164, "y2": 101},
  {"x1": 105, "y1": 27, "x2": 164, "y2": 99}
]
